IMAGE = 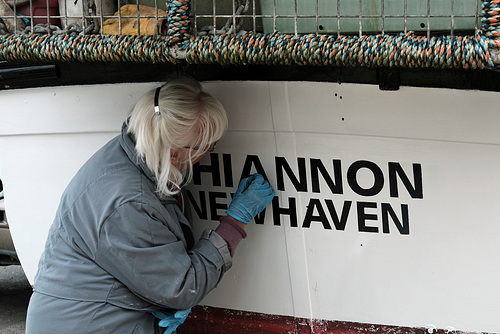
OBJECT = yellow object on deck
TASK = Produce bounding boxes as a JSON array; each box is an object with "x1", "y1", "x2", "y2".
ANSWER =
[{"x1": 101, "y1": 4, "x2": 167, "y2": 36}]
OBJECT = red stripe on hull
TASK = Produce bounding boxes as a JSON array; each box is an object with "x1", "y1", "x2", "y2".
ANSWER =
[{"x1": 178, "y1": 306, "x2": 476, "y2": 334}]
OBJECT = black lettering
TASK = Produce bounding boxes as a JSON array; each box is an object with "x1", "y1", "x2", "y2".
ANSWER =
[
  {"x1": 254, "y1": 209, "x2": 267, "y2": 225},
  {"x1": 222, "y1": 154, "x2": 234, "y2": 188},
  {"x1": 357, "y1": 201, "x2": 379, "y2": 233},
  {"x1": 310, "y1": 159, "x2": 343, "y2": 194},
  {"x1": 302, "y1": 198, "x2": 332, "y2": 230},
  {"x1": 193, "y1": 153, "x2": 221, "y2": 186},
  {"x1": 325, "y1": 200, "x2": 351, "y2": 231},
  {"x1": 388, "y1": 162, "x2": 423, "y2": 199},
  {"x1": 208, "y1": 191, "x2": 228, "y2": 221},
  {"x1": 381, "y1": 203, "x2": 410, "y2": 235},
  {"x1": 186, "y1": 190, "x2": 208, "y2": 220},
  {"x1": 276, "y1": 157, "x2": 307, "y2": 192},
  {"x1": 272, "y1": 196, "x2": 298, "y2": 227},
  {"x1": 240, "y1": 155, "x2": 269, "y2": 181},
  {"x1": 347, "y1": 160, "x2": 384, "y2": 196}
]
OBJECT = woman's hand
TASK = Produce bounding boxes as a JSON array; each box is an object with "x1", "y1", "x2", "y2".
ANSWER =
[{"x1": 226, "y1": 174, "x2": 275, "y2": 224}]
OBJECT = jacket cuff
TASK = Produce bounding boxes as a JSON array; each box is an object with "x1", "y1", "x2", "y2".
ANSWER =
[{"x1": 200, "y1": 229, "x2": 232, "y2": 271}]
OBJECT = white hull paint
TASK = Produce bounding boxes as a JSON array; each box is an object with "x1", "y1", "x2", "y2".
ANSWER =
[{"x1": 1, "y1": 81, "x2": 499, "y2": 332}]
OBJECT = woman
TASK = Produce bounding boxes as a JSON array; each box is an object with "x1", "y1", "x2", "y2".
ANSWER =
[{"x1": 25, "y1": 77, "x2": 275, "y2": 333}]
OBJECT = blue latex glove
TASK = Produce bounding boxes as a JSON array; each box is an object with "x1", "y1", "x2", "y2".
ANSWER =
[
  {"x1": 226, "y1": 173, "x2": 275, "y2": 224},
  {"x1": 152, "y1": 308, "x2": 191, "y2": 334}
]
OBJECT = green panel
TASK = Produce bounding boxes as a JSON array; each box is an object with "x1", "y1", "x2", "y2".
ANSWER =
[{"x1": 260, "y1": 0, "x2": 480, "y2": 34}]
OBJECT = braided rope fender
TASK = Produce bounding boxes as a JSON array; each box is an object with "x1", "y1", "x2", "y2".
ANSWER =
[
  {"x1": 167, "y1": 0, "x2": 191, "y2": 46},
  {"x1": 483, "y1": 0, "x2": 500, "y2": 47},
  {"x1": 185, "y1": 32, "x2": 494, "y2": 69},
  {"x1": 0, "y1": 34, "x2": 178, "y2": 63},
  {"x1": 0, "y1": 0, "x2": 497, "y2": 68}
]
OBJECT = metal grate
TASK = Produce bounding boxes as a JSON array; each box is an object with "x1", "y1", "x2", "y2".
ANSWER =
[
  {"x1": 192, "y1": 0, "x2": 482, "y2": 38},
  {"x1": 0, "y1": 0, "x2": 483, "y2": 37}
]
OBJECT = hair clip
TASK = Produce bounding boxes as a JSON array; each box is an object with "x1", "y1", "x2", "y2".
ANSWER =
[{"x1": 154, "y1": 87, "x2": 161, "y2": 116}]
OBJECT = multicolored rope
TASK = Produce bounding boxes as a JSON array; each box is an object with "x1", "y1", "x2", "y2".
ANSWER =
[
  {"x1": 0, "y1": 0, "x2": 498, "y2": 68},
  {"x1": 166, "y1": 0, "x2": 191, "y2": 46},
  {"x1": 0, "y1": 34, "x2": 177, "y2": 63},
  {"x1": 186, "y1": 32, "x2": 494, "y2": 69},
  {"x1": 482, "y1": 0, "x2": 500, "y2": 47}
]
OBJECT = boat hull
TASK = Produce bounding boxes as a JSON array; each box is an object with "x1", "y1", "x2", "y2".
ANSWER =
[{"x1": 0, "y1": 81, "x2": 499, "y2": 333}]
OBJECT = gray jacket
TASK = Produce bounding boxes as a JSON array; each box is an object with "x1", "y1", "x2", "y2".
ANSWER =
[{"x1": 26, "y1": 123, "x2": 232, "y2": 334}]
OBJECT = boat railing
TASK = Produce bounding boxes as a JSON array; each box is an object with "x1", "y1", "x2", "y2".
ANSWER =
[{"x1": 0, "y1": 0, "x2": 498, "y2": 69}]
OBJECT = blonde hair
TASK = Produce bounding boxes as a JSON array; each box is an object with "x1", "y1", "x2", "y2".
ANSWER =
[{"x1": 127, "y1": 77, "x2": 228, "y2": 196}]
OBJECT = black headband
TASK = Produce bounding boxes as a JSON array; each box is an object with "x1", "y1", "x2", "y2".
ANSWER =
[{"x1": 154, "y1": 87, "x2": 161, "y2": 115}]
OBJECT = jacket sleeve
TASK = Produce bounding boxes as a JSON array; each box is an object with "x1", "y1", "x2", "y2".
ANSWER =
[{"x1": 94, "y1": 201, "x2": 232, "y2": 310}]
